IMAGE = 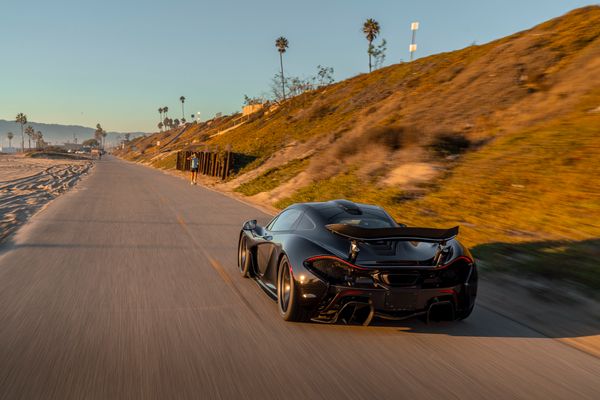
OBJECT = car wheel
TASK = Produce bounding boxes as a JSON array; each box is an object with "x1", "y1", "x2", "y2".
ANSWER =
[
  {"x1": 238, "y1": 235, "x2": 252, "y2": 278},
  {"x1": 457, "y1": 304, "x2": 475, "y2": 320},
  {"x1": 277, "y1": 255, "x2": 308, "y2": 322}
]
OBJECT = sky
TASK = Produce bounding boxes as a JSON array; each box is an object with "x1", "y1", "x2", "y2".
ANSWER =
[{"x1": 0, "y1": 0, "x2": 595, "y2": 132}]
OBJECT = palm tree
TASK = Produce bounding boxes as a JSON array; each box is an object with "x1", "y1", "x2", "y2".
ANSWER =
[
  {"x1": 25, "y1": 126, "x2": 34, "y2": 150},
  {"x1": 363, "y1": 18, "x2": 381, "y2": 72},
  {"x1": 163, "y1": 106, "x2": 169, "y2": 119},
  {"x1": 35, "y1": 131, "x2": 43, "y2": 149},
  {"x1": 158, "y1": 107, "x2": 163, "y2": 124},
  {"x1": 30, "y1": 131, "x2": 37, "y2": 149},
  {"x1": 95, "y1": 124, "x2": 105, "y2": 147},
  {"x1": 7, "y1": 132, "x2": 14, "y2": 149},
  {"x1": 15, "y1": 113, "x2": 27, "y2": 152},
  {"x1": 180, "y1": 96, "x2": 186, "y2": 119},
  {"x1": 158, "y1": 122, "x2": 163, "y2": 132},
  {"x1": 275, "y1": 36, "x2": 289, "y2": 100}
]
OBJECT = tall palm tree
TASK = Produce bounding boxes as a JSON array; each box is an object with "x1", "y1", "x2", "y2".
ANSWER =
[
  {"x1": 15, "y1": 113, "x2": 27, "y2": 152},
  {"x1": 163, "y1": 106, "x2": 169, "y2": 119},
  {"x1": 95, "y1": 123, "x2": 104, "y2": 147},
  {"x1": 362, "y1": 18, "x2": 381, "y2": 72},
  {"x1": 25, "y1": 125, "x2": 34, "y2": 150},
  {"x1": 180, "y1": 96, "x2": 186, "y2": 119},
  {"x1": 30, "y1": 131, "x2": 37, "y2": 149},
  {"x1": 7, "y1": 132, "x2": 14, "y2": 148},
  {"x1": 36, "y1": 131, "x2": 43, "y2": 149},
  {"x1": 158, "y1": 107, "x2": 163, "y2": 123},
  {"x1": 275, "y1": 36, "x2": 289, "y2": 100}
]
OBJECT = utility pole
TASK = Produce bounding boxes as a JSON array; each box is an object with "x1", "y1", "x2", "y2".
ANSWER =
[{"x1": 410, "y1": 21, "x2": 419, "y2": 61}]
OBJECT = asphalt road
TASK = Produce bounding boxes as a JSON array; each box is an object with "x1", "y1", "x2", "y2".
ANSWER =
[{"x1": 0, "y1": 156, "x2": 599, "y2": 399}]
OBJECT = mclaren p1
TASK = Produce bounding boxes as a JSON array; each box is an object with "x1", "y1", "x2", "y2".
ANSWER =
[{"x1": 237, "y1": 199, "x2": 477, "y2": 325}]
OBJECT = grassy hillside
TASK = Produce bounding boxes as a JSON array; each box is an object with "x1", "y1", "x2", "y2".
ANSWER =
[{"x1": 117, "y1": 7, "x2": 600, "y2": 290}]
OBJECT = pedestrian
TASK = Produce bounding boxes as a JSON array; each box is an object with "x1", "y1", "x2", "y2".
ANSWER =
[{"x1": 188, "y1": 152, "x2": 199, "y2": 185}]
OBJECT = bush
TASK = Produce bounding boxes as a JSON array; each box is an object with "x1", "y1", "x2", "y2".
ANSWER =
[
  {"x1": 430, "y1": 133, "x2": 471, "y2": 156},
  {"x1": 336, "y1": 125, "x2": 420, "y2": 158}
]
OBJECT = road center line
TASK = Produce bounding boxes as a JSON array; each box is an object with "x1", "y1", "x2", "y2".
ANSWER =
[
  {"x1": 174, "y1": 211, "x2": 263, "y2": 321},
  {"x1": 150, "y1": 183, "x2": 264, "y2": 322}
]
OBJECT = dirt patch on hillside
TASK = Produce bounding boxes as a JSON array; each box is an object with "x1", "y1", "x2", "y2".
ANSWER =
[{"x1": 382, "y1": 163, "x2": 440, "y2": 187}]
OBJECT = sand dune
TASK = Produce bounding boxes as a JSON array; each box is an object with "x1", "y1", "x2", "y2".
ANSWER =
[{"x1": 0, "y1": 155, "x2": 92, "y2": 242}]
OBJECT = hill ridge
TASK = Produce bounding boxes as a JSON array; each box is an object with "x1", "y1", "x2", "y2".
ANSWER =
[{"x1": 116, "y1": 6, "x2": 600, "y2": 289}]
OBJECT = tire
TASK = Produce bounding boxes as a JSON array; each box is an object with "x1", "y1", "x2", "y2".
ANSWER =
[
  {"x1": 238, "y1": 235, "x2": 252, "y2": 278},
  {"x1": 277, "y1": 255, "x2": 309, "y2": 322},
  {"x1": 457, "y1": 304, "x2": 475, "y2": 320}
]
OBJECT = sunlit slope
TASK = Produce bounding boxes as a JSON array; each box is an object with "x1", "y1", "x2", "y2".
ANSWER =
[{"x1": 118, "y1": 7, "x2": 600, "y2": 287}]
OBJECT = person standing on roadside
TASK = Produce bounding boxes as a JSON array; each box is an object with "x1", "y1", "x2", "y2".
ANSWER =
[{"x1": 188, "y1": 152, "x2": 199, "y2": 185}]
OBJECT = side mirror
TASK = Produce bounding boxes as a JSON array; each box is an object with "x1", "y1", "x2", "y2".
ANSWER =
[{"x1": 243, "y1": 219, "x2": 257, "y2": 231}]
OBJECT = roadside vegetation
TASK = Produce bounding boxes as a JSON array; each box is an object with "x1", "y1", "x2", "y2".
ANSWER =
[
  {"x1": 235, "y1": 158, "x2": 310, "y2": 196},
  {"x1": 115, "y1": 6, "x2": 600, "y2": 291}
]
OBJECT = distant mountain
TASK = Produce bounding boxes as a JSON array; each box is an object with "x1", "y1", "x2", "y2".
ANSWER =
[{"x1": 0, "y1": 120, "x2": 146, "y2": 147}]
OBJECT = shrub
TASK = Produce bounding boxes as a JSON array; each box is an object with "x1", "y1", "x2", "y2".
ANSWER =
[{"x1": 430, "y1": 133, "x2": 471, "y2": 156}]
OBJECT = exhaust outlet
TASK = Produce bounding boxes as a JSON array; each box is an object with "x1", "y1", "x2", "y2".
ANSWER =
[
  {"x1": 338, "y1": 301, "x2": 375, "y2": 326},
  {"x1": 427, "y1": 300, "x2": 455, "y2": 323}
]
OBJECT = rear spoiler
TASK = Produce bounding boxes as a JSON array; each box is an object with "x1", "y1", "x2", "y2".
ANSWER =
[{"x1": 325, "y1": 224, "x2": 459, "y2": 243}]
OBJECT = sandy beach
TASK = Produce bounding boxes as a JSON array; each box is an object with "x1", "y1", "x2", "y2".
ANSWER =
[{"x1": 0, "y1": 154, "x2": 93, "y2": 242}]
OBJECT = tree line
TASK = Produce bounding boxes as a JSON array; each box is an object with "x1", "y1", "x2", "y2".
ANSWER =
[
  {"x1": 259, "y1": 18, "x2": 386, "y2": 104},
  {"x1": 157, "y1": 96, "x2": 187, "y2": 132},
  {"x1": 9, "y1": 113, "x2": 46, "y2": 151},
  {"x1": 153, "y1": 18, "x2": 388, "y2": 134},
  {"x1": 6, "y1": 112, "x2": 110, "y2": 152}
]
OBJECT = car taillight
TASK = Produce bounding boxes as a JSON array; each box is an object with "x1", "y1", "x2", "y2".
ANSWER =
[
  {"x1": 304, "y1": 256, "x2": 372, "y2": 286},
  {"x1": 438, "y1": 256, "x2": 473, "y2": 269},
  {"x1": 438, "y1": 256, "x2": 473, "y2": 285}
]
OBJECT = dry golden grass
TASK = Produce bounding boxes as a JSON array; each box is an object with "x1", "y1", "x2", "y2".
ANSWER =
[{"x1": 118, "y1": 6, "x2": 600, "y2": 288}]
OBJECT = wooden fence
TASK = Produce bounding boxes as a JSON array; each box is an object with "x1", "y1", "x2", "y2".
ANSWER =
[{"x1": 176, "y1": 147, "x2": 233, "y2": 180}]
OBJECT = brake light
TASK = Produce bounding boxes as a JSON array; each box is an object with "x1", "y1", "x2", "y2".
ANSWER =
[
  {"x1": 437, "y1": 256, "x2": 473, "y2": 269},
  {"x1": 304, "y1": 255, "x2": 369, "y2": 270}
]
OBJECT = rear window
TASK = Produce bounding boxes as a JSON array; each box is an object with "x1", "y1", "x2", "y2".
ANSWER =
[
  {"x1": 297, "y1": 214, "x2": 316, "y2": 230},
  {"x1": 328, "y1": 211, "x2": 395, "y2": 228},
  {"x1": 268, "y1": 208, "x2": 303, "y2": 231}
]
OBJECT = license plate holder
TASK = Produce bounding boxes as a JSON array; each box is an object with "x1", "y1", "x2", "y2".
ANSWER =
[{"x1": 385, "y1": 290, "x2": 418, "y2": 310}]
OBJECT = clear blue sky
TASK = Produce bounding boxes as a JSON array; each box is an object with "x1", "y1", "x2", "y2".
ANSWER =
[{"x1": 0, "y1": 0, "x2": 594, "y2": 132}]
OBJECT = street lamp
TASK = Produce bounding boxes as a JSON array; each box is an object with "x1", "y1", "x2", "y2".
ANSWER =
[{"x1": 410, "y1": 21, "x2": 419, "y2": 61}]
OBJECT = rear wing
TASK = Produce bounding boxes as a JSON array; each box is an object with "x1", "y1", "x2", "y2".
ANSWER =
[{"x1": 325, "y1": 224, "x2": 459, "y2": 243}]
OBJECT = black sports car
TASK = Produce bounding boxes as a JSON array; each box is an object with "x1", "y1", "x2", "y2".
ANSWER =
[{"x1": 238, "y1": 199, "x2": 477, "y2": 325}]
